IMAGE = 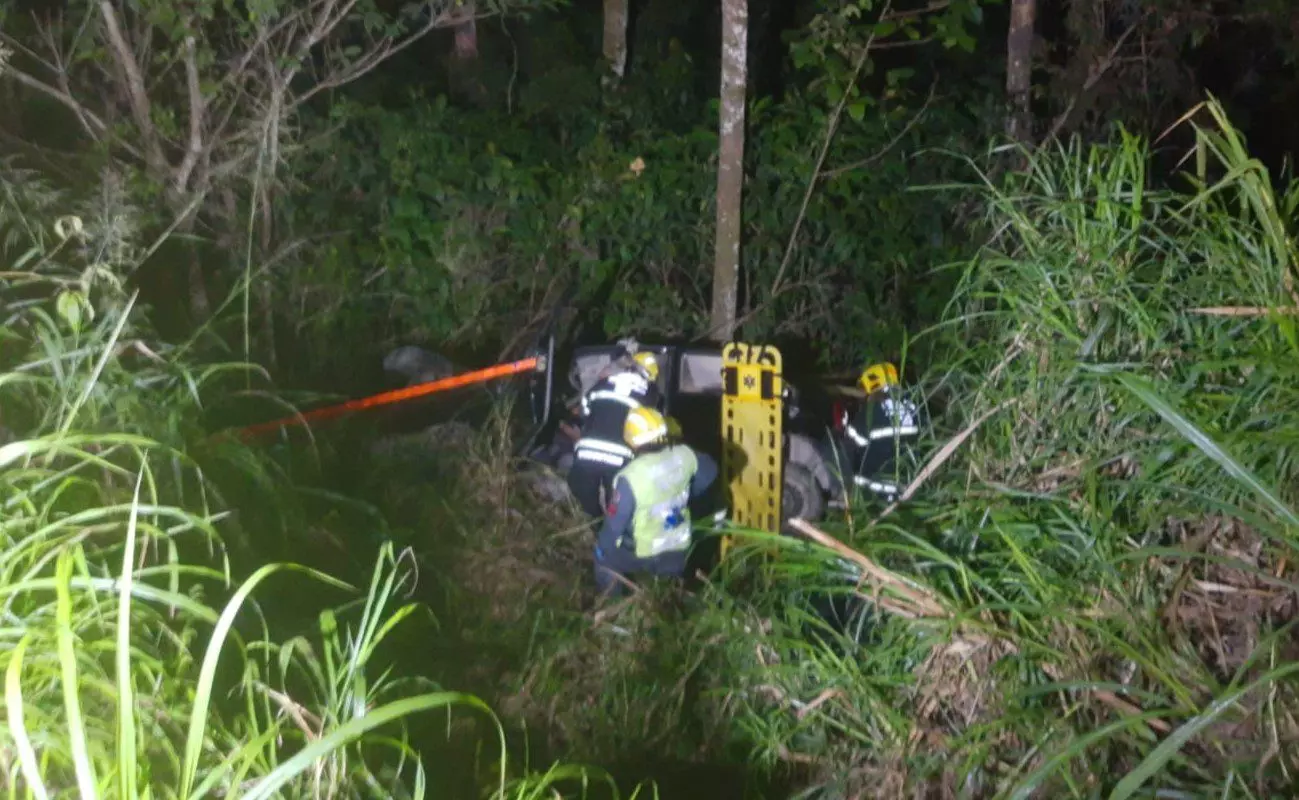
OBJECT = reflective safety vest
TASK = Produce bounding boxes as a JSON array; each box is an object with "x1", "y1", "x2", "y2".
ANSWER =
[{"x1": 614, "y1": 445, "x2": 698, "y2": 558}]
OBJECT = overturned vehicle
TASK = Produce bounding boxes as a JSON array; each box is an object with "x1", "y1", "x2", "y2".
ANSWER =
[{"x1": 519, "y1": 338, "x2": 874, "y2": 525}]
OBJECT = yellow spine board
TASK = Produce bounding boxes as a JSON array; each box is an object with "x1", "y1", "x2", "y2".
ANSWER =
[{"x1": 720, "y1": 343, "x2": 783, "y2": 560}]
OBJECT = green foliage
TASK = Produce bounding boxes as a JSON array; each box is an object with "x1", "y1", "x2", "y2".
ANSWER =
[
  {"x1": 0, "y1": 163, "x2": 631, "y2": 799},
  {"x1": 657, "y1": 99, "x2": 1299, "y2": 797},
  {"x1": 284, "y1": 62, "x2": 986, "y2": 371},
  {"x1": 789, "y1": 0, "x2": 992, "y2": 110}
]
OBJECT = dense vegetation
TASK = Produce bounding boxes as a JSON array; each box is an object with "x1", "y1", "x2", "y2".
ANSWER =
[{"x1": 3, "y1": 0, "x2": 1299, "y2": 797}]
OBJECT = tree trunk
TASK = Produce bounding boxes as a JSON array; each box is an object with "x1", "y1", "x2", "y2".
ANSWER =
[
  {"x1": 454, "y1": 15, "x2": 479, "y2": 61},
  {"x1": 710, "y1": 0, "x2": 748, "y2": 343},
  {"x1": 259, "y1": 191, "x2": 278, "y2": 371},
  {"x1": 186, "y1": 248, "x2": 211, "y2": 323},
  {"x1": 602, "y1": 0, "x2": 629, "y2": 80},
  {"x1": 449, "y1": 3, "x2": 486, "y2": 106},
  {"x1": 1006, "y1": 0, "x2": 1036, "y2": 143}
]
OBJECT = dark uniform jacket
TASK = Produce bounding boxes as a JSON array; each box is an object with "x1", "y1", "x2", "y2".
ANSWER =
[
  {"x1": 839, "y1": 388, "x2": 921, "y2": 500},
  {"x1": 573, "y1": 368, "x2": 662, "y2": 470}
]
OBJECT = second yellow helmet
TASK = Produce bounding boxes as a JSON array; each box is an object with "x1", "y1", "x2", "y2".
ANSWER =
[
  {"x1": 624, "y1": 406, "x2": 669, "y2": 449},
  {"x1": 859, "y1": 362, "x2": 899, "y2": 394},
  {"x1": 632, "y1": 351, "x2": 660, "y2": 382}
]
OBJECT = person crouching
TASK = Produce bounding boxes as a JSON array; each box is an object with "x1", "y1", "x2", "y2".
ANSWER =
[
  {"x1": 593, "y1": 406, "x2": 718, "y2": 598},
  {"x1": 567, "y1": 349, "x2": 663, "y2": 520}
]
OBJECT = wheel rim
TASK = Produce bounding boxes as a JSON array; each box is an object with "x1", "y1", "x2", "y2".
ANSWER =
[{"x1": 782, "y1": 480, "x2": 805, "y2": 519}]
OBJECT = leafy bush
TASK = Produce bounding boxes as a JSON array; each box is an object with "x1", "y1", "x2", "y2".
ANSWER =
[
  {"x1": 0, "y1": 165, "x2": 638, "y2": 799},
  {"x1": 279, "y1": 60, "x2": 989, "y2": 376},
  {"x1": 691, "y1": 98, "x2": 1299, "y2": 798}
]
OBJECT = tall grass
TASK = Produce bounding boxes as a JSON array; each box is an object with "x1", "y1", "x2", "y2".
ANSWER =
[
  {"x1": 690, "y1": 97, "x2": 1299, "y2": 798},
  {"x1": 0, "y1": 166, "x2": 640, "y2": 798}
]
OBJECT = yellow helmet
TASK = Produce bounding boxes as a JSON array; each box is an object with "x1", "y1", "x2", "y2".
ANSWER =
[
  {"x1": 624, "y1": 406, "x2": 668, "y2": 449},
  {"x1": 859, "y1": 362, "x2": 899, "y2": 394},
  {"x1": 632, "y1": 351, "x2": 660, "y2": 382}
]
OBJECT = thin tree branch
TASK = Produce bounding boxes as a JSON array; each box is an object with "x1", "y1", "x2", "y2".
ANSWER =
[
  {"x1": 1042, "y1": 16, "x2": 1145, "y2": 145},
  {"x1": 174, "y1": 34, "x2": 205, "y2": 196},
  {"x1": 2, "y1": 67, "x2": 107, "y2": 136},
  {"x1": 820, "y1": 78, "x2": 937, "y2": 179},
  {"x1": 872, "y1": 35, "x2": 936, "y2": 50},
  {"x1": 98, "y1": 0, "x2": 166, "y2": 171},
  {"x1": 291, "y1": 4, "x2": 467, "y2": 109},
  {"x1": 769, "y1": 0, "x2": 892, "y2": 299},
  {"x1": 881, "y1": 0, "x2": 950, "y2": 21}
]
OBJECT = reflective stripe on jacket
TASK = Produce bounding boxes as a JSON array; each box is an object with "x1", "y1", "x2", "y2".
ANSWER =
[
  {"x1": 614, "y1": 445, "x2": 698, "y2": 558},
  {"x1": 843, "y1": 394, "x2": 920, "y2": 447},
  {"x1": 575, "y1": 368, "x2": 658, "y2": 470},
  {"x1": 574, "y1": 437, "x2": 634, "y2": 468},
  {"x1": 841, "y1": 388, "x2": 921, "y2": 498}
]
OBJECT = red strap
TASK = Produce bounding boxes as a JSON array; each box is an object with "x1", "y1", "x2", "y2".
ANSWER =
[{"x1": 236, "y1": 356, "x2": 538, "y2": 440}]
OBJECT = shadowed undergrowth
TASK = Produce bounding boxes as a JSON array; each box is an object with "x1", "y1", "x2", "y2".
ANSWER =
[
  {"x1": 354, "y1": 97, "x2": 1299, "y2": 799},
  {"x1": 6, "y1": 93, "x2": 1298, "y2": 800},
  {"x1": 0, "y1": 166, "x2": 647, "y2": 799},
  {"x1": 672, "y1": 98, "x2": 1299, "y2": 798}
]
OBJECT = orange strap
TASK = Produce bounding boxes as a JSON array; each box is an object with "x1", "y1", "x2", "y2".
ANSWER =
[{"x1": 236, "y1": 356, "x2": 539, "y2": 440}]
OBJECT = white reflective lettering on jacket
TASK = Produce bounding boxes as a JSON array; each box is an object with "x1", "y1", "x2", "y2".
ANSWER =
[
  {"x1": 619, "y1": 447, "x2": 694, "y2": 558},
  {"x1": 581, "y1": 371, "x2": 651, "y2": 415},
  {"x1": 575, "y1": 437, "x2": 634, "y2": 466},
  {"x1": 846, "y1": 396, "x2": 920, "y2": 445},
  {"x1": 644, "y1": 484, "x2": 691, "y2": 557}
]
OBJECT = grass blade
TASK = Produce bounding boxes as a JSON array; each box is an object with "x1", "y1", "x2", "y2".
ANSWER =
[
  {"x1": 5, "y1": 635, "x2": 50, "y2": 800},
  {"x1": 180, "y1": 562, "x2": 352, "y2": 799},
  {"x1": 116, "y1": 468, "x2": 144, "y2": 800},
  {"x1": 238, "y1": 692, "x2": 504, "y2": 800},
  {"x1": 1115, "y1": 372, "x2": 1299, "y2": 528},
  {"x1": 59, "y1": 290, "x2": 137, "y2": 435},
  {"x1": 57, "y1": 546, "x2": 99, "y2": 799},
  {"x1": 1108, "y1": 661, "x2": 1299, "y2": 800}
]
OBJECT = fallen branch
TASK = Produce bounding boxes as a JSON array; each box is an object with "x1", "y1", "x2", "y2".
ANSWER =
[
  {"x1": 787, "y1": 517, "x2": 947, "y2": 619},
  {"x1": 787, "y1": 518, "x2": 1176, "y2": 736},
  {"x1": 869, "y1": 398, "x2": 1014, "y2": 529}
]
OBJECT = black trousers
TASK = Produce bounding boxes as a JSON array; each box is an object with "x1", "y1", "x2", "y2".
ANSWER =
[
  {"x1": 566, "y1": 458, "x2": 619, "y2": 519},
  {"x1": 593, "y1": 546, "x2": 688, "y2": 597}
]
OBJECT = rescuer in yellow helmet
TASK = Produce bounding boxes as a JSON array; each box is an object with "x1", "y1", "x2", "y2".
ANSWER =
[
  {"x1": 567, "y1": 341, "x2": 666, "y2": 521},
  {"x1": 826, "y1": 361, "x2": 922, "y2": 503},
  {"x1": 592, "y1": 406, "x2": 717, "y2": 597}
]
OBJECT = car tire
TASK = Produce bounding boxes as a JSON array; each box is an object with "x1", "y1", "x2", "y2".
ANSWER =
[{"x1": 782, "y1": 462, "x2": 826, "y2": 523}]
